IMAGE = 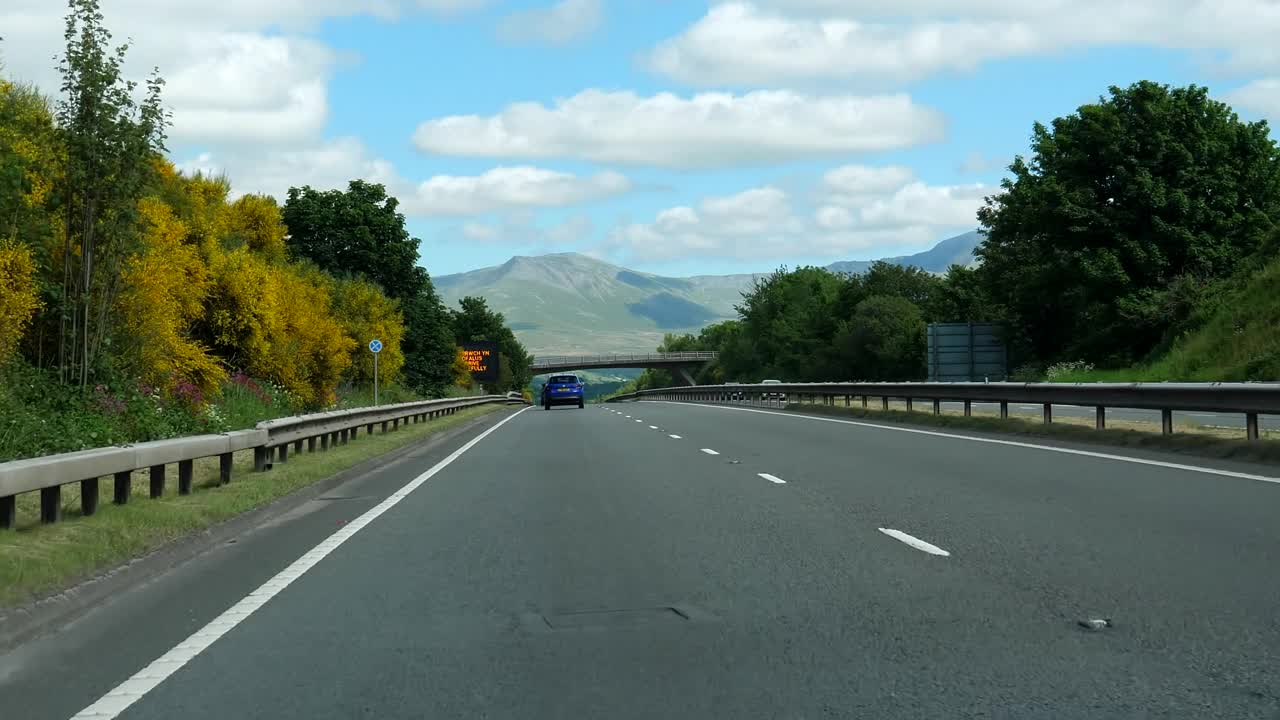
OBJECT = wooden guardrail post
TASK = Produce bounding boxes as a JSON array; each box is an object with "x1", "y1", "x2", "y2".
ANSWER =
[
  {"x1": 933, "y1": 399, "x2": 941, "y2": 415},
  {"x1": 219, "y1": 454, "x2": 233, "y2": 484},
  {"x1": 1095, "y1": 406, "x2": 1106, "y2": 429},
  {"x1": 41, "y1": 486, "x2": 60, "y2": 523},
  {"x1": 82, "y1": 478, "x2": 99, "y2": 515},
  {"x1": 1161, "y1": 409, "x2": 1174, "y2": 435},
  {"x1": 1000, "y1": 402, "x2": 1008, "y2": 419},
  {"x1": 150, "y1": 465, "x2": 165, "y2": 497},
  {"x1": 963, "y1": 400, "x2": 972, "y2": 417},
  {"x1": 1, "y1": 495, "x2": 14, "y2": 529},
  {"x1": 178, "y1": 460, "x2": 194, "y2": 495},
  {"x1": 276, "y1": 444, "x2": 288, "y2": 463},
  {"x1": 1043, "y1": 404, "x2": 1053, "y2": 425},
  {"x1": 114, "y1": 471, "x2": 132, "y2": 503},
  {"x1": 253, "y1": 446, "x2": 270, "y2": 472},
  {"x1": 1247, "y1": 413, "x2": 1260, "y2": 441}
]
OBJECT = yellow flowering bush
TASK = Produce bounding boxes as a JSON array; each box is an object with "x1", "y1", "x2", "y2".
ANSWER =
[
  {"x1": 116, "y1": 197, "x2": 225, "y2": 396},
  {"x1": 0, "y1": 240, "x2": 41, "y2": 363}
]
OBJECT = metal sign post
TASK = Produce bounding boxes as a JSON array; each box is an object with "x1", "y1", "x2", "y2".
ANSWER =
[{"x1": 369, "y1": 339, "x2": 383, "y2": 405}]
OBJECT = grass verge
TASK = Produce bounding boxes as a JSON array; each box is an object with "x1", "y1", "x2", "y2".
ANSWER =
[
  {"x1": 777, "y1": 401, "x2": 1280, "y2": 465},
  {"x1": 0, "y1": 403, "x2": 505, "y2": 608}
]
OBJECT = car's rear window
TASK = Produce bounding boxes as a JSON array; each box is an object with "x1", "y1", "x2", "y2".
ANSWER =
[{"x1": 548, "y1": 375, "x2": 579, "y2": 384}]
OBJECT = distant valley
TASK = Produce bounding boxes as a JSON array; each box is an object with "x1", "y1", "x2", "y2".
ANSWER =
[{"x1": 434, "y1": 230, "x2": 982, "y2": 355}]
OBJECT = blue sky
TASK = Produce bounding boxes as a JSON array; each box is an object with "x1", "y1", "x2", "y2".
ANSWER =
[{"x1": 5, "y1": 0, "x2": 1279, "y2": 278}]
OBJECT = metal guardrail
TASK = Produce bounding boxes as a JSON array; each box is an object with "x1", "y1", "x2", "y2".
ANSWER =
[
  {"x1": 0, "y1": 394, "x2": 527, "y2": 529},
  {"x1": 531, "y1": 352, "x2": 718, "y2": 369},
  {"x1": 607, "y1": 381, "x2": 1280, "y2": 441}
]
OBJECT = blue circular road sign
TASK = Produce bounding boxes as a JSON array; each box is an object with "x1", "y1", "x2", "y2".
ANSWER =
[{"x1": 369, "y1": 339, "x2": 383, "y2": 353}]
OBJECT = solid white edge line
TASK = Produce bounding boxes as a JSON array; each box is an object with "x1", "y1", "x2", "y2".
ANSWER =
[
  {"x1": 649, "y1": 425, "x2": 659, "y2": 429},
  {"x1": 700, "y1": 448, "x2": 719, "y2": 455},
  {"x1": 758, "y1": 473, "x2": 786, "y2": 484},
  {"x1": 669, "y1": 434, "x2": 682, "y2": 439},
  {"x1": 71, "y1": 407, "x2": 532, "y2": 720},
  {"x1": 643, "y1": 401, "x2": 1280, "y2": 485},
  {"x1": 879, "y1": 528, "x2": 950, "y2": 556}
]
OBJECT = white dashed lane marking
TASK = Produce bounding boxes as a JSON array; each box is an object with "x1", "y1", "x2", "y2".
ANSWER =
[{"x1": 879, "y1": 528, "x2": 950, "y2": 557}]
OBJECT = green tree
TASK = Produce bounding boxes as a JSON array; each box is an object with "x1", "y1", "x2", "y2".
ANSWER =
[
  {"x1": 55, "y1": 0, "x2": 169, "y2": 385},
  {"x1": 834, "y1": 295, "x2": 926, "y2": 381},
  {"x1": 976, "y1": 80, "x2": 1280, "y2": 366},
  {"x1": 834, "y1": 258, "x2": 947, "y2": 317},
  {"x1": 282, "y1": 180, "x2": 427, "y2": 301},
  {"x1": 734, "y1": 266, "x2": 843, "y2": 380},
  {"x1": 450, "y1": 296, "x2": 531, "y2": 393},
  {"x1": 401, "y1": 288, "x2": 456, "y2": 396},
  {"x1": 282, "y1": 179, "x2": 463, "y2": 396},
  {"x1": 933, "y1": 264, "x2": 993, "y2": 323},
  {"x1": 0, "y1": 79, "x2": 62, "y2": 368}
]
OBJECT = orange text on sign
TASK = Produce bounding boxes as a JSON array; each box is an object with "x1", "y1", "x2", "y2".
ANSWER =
[{"x1": 461, "y1": 349, "x2": 492, "y2": 372}]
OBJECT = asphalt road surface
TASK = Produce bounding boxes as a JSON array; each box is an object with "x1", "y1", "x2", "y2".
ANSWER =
[{"x1": 4, "y1": 401, "x2": 1280, "y2": 719}]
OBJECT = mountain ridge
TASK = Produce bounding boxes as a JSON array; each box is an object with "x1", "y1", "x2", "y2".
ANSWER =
[{"x1": 435, "y1": 230, "x2": 982, "y2": 355}]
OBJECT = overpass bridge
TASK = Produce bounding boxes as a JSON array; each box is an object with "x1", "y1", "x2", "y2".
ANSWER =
[{"x1": 530, "y1": 352, "x2": 718, "y2": 386}]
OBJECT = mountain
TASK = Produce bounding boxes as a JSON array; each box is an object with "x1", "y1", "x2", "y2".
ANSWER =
[
  {"x1": 434, "y1": 253, "x2": 762, "y2": 355},
  {"x1": 824, "y1": 230, "x2": 983, "y2": 275},
  {"x1": 434, "y1": 230, "x2": 982, "y2": 355}
]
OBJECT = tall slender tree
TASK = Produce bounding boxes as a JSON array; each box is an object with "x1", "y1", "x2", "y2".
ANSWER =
[{"x1": 55, "y1": 0, "x2": 168, "y2": 385}]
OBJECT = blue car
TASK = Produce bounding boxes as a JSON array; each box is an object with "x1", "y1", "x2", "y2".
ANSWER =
[{"x1": 541, "y1": 374, "x2": 585, "y2": 410}]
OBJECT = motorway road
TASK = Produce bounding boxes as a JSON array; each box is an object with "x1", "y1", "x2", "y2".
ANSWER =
[{"x1": 4, "y1": 402, "x2": 1280, "y2": 719}]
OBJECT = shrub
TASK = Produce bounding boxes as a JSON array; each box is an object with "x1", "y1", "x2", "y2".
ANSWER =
[
  {"x1": 1046, "y1": 360, "x2": 1096, "y2": 381},
  {"x1": 0, "y1": 239, "x2": 41, "y2": 363}
]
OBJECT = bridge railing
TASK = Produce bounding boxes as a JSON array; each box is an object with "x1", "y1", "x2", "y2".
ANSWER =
[
  {"x1": 0, "y1": 394, "x2": 528, "y2": 530},
  {"x1": 606, "y1": 381, "x2": 1280, "y2": 441},
  {"x1": 531, "y1": 351, "x2": 718, "y2": 368}
]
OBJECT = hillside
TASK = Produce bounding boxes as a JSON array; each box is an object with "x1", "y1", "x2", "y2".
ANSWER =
[
  {"x1": 434, "y1": 254, "x2": 759, "y2": 354},
  {"x1": 435, "y1": 231, "x2": 982, "y2": 355},
  {"x1": 1061, "y1": 258, "x2": 1280, "y2": 382}
]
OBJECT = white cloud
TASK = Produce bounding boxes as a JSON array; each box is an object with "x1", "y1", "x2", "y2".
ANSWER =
[
  {"x1": 815, "y1": 205, "x2": 853, "y2": 230},
  {"x1": 648, "y1": 1, "x2": 1280, "y2": 85},
  {"x1": 0, "y1": 0, "x2": 488, "y2": 148},
  {"x1": 822, "y1": 165, "x2": 915, "y2": 199},
  {"x1": 413, "y1": 89, "x2": 945, "y2": 169},
  {"x1": 1224, "y1": 78, "x2": 1280, "y2": 119},
  {"x1": 853, "y1": 182, "x2": 989, "y2": 229},
  {"x1": 497, "y1": 0, "x2": 603, "y2": 45},
  {"x1": 601, "y1": 168, "x2": 986, "y2": 263},
  {"x1": 163, "y1": 34, "x2": 336, "y2": 144},
  {"x1": 179, "y1": 141, "x2": 630, "y2": 219},
  {"x1": 178, "y1": 138, "x2": 400, "y2": 201},
  {"x1": 957, "y1": 151, "x2": 1010, "y2": 175},
  {"x1": 409, "y1": 166, "x2": 631, "y2": 215},
  {"x1": 454, "y1": 214, "x2": 595, "y2": 246},
  {"x1": 462, "y1": 222, "x2": 500, "y2": 241}
]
